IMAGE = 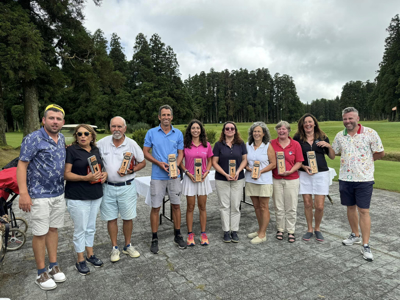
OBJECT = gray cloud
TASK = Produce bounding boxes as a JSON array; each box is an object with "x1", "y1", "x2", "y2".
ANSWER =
[{"x1": 83, "y1": 0, "x2": 400, "y2": 102}]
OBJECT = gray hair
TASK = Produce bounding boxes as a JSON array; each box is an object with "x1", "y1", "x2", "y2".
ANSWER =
[
  {"x1": 248, "y1": 122, "x2": 271, "y2": 145},
  {"x1": 158, "y1": 105, "x2": 173, "y2": 116},
  {"x1": 342, "y1": 107, "x2": 358, "y2": 116},
  {"x1": 110, "y1": 116, "x2": 126, "y2": 127},
  {"x1": 275, "y1": 121, "x2": 291, "y2": 132}
]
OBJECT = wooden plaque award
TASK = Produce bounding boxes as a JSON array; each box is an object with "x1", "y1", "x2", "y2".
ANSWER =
[
  {"x1": 229, "y1": 160, "x2": 236, "y2": 177},
  {"x1": 194, "y1": 158, "x2": 202, "y2": 182},
  {"x1": 252, "y1": 160, "x2": 261, "y2": 179},
  {"x1": 119, "y1": 152, "x2": 133, "y2": 174},
  {"x1": 87, "y1": 155, "x2": 101, "y2": 184},
  {"x1": 276, "y1": 152, "x2": 286, "y2": 175},
  {"x1": 307, "y1": 151, "x2": 318, "y2": 174},
  {"x1": 168, "y1": 154, "x2": 178, "y2": 178}
]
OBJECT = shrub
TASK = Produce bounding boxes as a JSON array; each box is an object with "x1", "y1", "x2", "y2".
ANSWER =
[
  {"x1": 127, "y1": 122, "x2": 151, "y2": 133},
  {"x1": 132, "y1": 129, "x2": 148, "y2": 149},
  {"x1": 205, "y1": 129, "x2": 217, "y2": 145}
]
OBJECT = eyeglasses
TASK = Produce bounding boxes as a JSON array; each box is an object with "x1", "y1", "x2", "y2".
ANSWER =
[
  {"x1": 225, "y1": 127, "x2": 235, "y2": 131},
  {"x1": 77, "y1": 132, "x2": 90, "y2": 137}
]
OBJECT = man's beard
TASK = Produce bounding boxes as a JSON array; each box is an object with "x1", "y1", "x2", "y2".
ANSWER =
[{"x1": 112, "y1": 131, "x2": 123, "y2": 140}]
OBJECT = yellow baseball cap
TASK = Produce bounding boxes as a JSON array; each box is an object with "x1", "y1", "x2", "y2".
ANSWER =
[{"x1": 45, "y1": 104, "x2": 65, "y2": 116}]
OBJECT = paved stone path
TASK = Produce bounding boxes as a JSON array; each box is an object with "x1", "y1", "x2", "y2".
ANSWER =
[{"x1": 1, "y1": 164, "x2": 400, "y2": 299}]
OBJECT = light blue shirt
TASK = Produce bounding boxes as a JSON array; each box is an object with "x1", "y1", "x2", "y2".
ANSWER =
[{"x1": 144, "y1": 125, "x2": 184, "y2": 180}]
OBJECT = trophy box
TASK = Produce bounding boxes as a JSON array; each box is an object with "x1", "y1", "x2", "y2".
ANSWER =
[
  {"x1": 229, "y1": 160, "x2": 236, "y2": 177},
  {"x1": 87, "y1": 155, "x2": 101, "y2": 184},
  {"x1": 276, "y1": 152, "x2": 286, "y2": 175},
  {"x1": 168, "y1": 154, "x2": 178, "y2": 178},
  {"x1": 194, "y1": 158, "x2": 202, "y2": 182},
  {"x1": 119, "y1": 152, "x2": 133, "y2": 174},
  {"x1": 307, "y1": 151, "x2": 318, "y2": 174},
  {"x1": 252, "y1": 160, "x2": 261, "y2": 179}
]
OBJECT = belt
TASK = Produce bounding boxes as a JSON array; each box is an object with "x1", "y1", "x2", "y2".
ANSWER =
[{"x1": 106, "y1": 179, "x2": 134, "y2": 186}]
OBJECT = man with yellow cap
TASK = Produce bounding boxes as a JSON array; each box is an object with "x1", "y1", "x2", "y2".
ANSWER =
[{"x1": 17, "y1": 104, "x2": 67, "y2": 290}]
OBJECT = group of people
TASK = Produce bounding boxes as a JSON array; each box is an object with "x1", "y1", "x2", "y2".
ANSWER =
[{"x1": 16, "y1": 104, "x2": 384, "y2": 291}]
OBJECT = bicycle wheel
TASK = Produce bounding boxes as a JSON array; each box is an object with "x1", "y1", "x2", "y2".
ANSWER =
[
  {"x1": 4, "y1": 228, "x2": 26, "y2": 251},
  {"x1": 13, "y1": 217, "x2": 28, "y2": 233}
]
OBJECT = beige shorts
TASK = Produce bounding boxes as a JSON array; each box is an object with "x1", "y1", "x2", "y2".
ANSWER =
[
  {"x1": 31, "y1": 194, "x2": 65, "y2": 236},
  {"x1": 245, "y1": 183, "x2": 273, "y2": 198},
  {"x1": 150, "y1": 179, "x2": 182, "y2": 208}
]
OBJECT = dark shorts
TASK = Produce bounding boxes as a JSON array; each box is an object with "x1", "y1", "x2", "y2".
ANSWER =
[{"x1": 339, "y1": 180, "x2": 374, "y2": 209}]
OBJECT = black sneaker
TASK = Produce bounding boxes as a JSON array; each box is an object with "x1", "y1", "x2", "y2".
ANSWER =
[
  {"x1": 86, "y1": 255, "x2": 104, "y2": 267},
  {"x1": 75, "y1": 261, "x2": 90, "y2": 276},
  {"x1": 231, "y1": 231, "x2": 239, "y2": 243},
  {"x1": 223, "y1": 231, "x2": 231, "y2": 243},
  {"x1": 174, "y1": 235, "x2": 187, "y2": 249},
  {"x1": 150, "y1": 238, "x2": 159, "y2": 254}
]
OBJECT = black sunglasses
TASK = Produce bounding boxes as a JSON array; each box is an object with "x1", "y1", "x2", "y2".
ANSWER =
[
  {"x1": 77, "y1": 132, "x2": 90, "y2": 137},
  {"x1": 225, "y1": 127, "x2": 235, "y2": 131}
]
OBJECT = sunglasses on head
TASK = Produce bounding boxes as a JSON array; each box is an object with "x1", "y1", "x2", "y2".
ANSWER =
[
  {"x1": 77, "y1": 132, "x2": 90, "y2": 137},
  {"x1": 225, "y1": 126, "x2": 235, "y2": 131}
]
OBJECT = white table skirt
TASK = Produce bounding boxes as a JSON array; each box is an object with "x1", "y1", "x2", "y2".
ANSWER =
[{"x1": 135, "y1": 168, "x2": 337, "y2": 207}]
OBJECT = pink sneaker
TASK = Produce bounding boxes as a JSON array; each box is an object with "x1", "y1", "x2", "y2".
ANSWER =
[
  {"x1": 200, "y1": 233, "x2": 209, "y2": 246},
  {"x1": 187, "y1": 233, "x2": 195, "y2": 246}
]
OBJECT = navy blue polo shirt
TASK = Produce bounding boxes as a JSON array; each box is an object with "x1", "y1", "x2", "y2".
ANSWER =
[
  {"x1": 213, "y1": 141, "x2": 247, "y2": 181},
  {"x1": 65, "y1": 144, "x2": 104, "y2": 200},
  {"x1": 293, "y1": 134, "x2": 330, "y2": 172}
]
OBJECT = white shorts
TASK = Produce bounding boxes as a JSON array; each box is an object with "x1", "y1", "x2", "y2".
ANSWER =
[
  {"x1": 181, "y1": 175, "x2": 212, "y2": 196},
  {"x1": 31, "y1": 194, "x2": 65, "y2": 236},
  {"x1": 299, "y1": 171, "x2": 330, "y2": 195}
]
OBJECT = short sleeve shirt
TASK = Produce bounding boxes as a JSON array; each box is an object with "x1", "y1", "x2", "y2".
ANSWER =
[
  {"x1": 65, "y1": 144, "x2": 104, "y2": 200},
  {"x1": 245, "y1": 142, "x2": 273, "y2": 185},
  {"x1": 19, "y1": 127, "x2": 66, "y2": 198},
  {"x1": 144, "y1": 125, "x2": 184, "y2": 180},
  {"x1": 183, "y1": 142, "x2": 213, "y2": 175},
  {"x1": 213, "y1": 141, "x2": 247, "y2": 181},
  {"x1": 293, "y1": 134, "x2": 330, "y2": 172},
  {"x1": 332, "y1": 124, "x2": 384, "y2": 182},
  {"x1": 271, "y1": 138, "x2": 304, "y2": 180},
  {"x1": 97, "y1": 135, "x2": 145, "y2": 183}
]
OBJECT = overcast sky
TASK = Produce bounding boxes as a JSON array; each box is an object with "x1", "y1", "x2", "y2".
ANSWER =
[{"x1": 83, "y1": 0, "x2": 400, "y2": 103}]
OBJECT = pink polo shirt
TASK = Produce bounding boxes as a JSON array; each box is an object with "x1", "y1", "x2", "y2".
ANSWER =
[
  {"x1": 183, "y1": 142, "x2": 213, "y2": 174},
  {"x1": 271, "y1": 137, "x2": 304, "y2": 180}
]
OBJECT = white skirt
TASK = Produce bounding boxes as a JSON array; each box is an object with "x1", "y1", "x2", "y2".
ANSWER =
[
  {"x1": 181, "y1": 174, "x2": 213, "y2": 196},
  {"x1": 299, "y1": 171, "x2": 330, "y2": 195}
]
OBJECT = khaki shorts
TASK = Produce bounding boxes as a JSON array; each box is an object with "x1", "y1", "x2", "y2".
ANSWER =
[
  {"x1": 150, "y1": 179, "x2": 182, "y2": 208},
  {"x1": 31, "y1": 194, "x2": 65, "y2": 236}
]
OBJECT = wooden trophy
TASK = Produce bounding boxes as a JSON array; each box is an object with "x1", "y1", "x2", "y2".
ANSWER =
[
  {"x1": 87, "y1": 155, "x2": 101, "y2": 184},
  {"x1": 229, "y1": 160, "x2": 236, "y2": 177},
  {"x1": 307, "y1": 151, "x2": 318, "y2": 174},
  {"x1": 168, "y1": 154, "x2": 178, "y2": 178},
  {"x1": 119, "y1": 152, "x2": 133, "y2": 174},
  {"x1": 276, "y1": 152, "x2": 286, "y2": 175},
  {"x1": 194, "y1": 158, "x2": 202, "y2": 182},
  {"x1": 252, "y1": 160, "x2": 261, "y2": 179}
]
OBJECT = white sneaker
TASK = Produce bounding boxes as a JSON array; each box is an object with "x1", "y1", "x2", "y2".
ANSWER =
[
  {"x1": 48, "y1": 265, "x2": 66, "y2": 283},
  {"x1": 342, "y1": 233, "x2": 361, "y2": 246},
  {"x1": 122, "y1": 244, "x2": 140, "y2": 258},
  {"x1": 110, "y1": 247, "x2": 120, "y2": 262},
  {"x1": 250, "y1": 236, "x2": 267, "y2": 244},
  {"x1": 361, "y1": 245, "x2": 374, "y2": 262},
  {"x1": 35, "y1": 272, "x2": 57, "y2": 290},
  {"x1": 247, "y1": 232, "x2": 258, "y2": 239}
]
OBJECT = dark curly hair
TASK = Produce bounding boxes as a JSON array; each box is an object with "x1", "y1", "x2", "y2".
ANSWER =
[
  {"x1": 218, "y1": 121, "x2": 243, "y2": 145},
  {"x1": 295, "y1": 113, "x2": 327, "y2": 142},
  {"x1": 184, "y1": 119, "x2": 208, "y2": 148}
]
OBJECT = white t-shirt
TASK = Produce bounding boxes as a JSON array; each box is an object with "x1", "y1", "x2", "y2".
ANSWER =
[
  {"x1": 245, "y1": 142, "x2": 273, "y2": 185},
  {"x1": 97, "y1": 135, "x2": 145, "y2": 183}
]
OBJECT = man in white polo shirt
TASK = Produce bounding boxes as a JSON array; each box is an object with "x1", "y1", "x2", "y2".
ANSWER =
[{"x1": 97, "y1": 116, "x2": 146, "y2": 262}]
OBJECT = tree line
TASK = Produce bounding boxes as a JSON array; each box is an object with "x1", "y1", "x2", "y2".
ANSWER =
[{"x1": 1, "y1": 1, "x2": 399, "y2": 147}]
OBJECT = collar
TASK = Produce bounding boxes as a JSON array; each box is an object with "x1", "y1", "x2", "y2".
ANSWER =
[
  {"x1": 343, "y1": 124, "x2": 363, "y2": 136},
  {"x1": 157, "y1": 124, "x2": 175, "y2": 133},
  {"x1": 73, "y1": 143, "x2": 96, "y2": 151},
  {"x1": 110, "y1": 134, "x2": 127, "y2": 147},
  {"x1": 191, "y1": 141, "x2": 203, "y2": 147},
  {"x1": 40, "y1": 127, "x2": 59, "y2": 142},
  {"x1": 251, "y1": 142, "x2": 266, "y2": 149}
]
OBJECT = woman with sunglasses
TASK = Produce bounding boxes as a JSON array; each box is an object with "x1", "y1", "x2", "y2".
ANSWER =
[
  {"x1": 212, "y1": 122, "x2": 247, "y2": 243},
  {"x1": 293, "y1": 114, "x2": 335, "y2": 242},
  {"x1": 64, "y1": 125, "x2": 107, "y2": 275},
  {"x1": 179, "y1": 120, "x2": 213, "y2": 246}
]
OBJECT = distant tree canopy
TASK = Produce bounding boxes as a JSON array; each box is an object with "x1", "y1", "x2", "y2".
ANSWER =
[{"x1": 1, "y1": 7, "x2": 399, "y2": 147}]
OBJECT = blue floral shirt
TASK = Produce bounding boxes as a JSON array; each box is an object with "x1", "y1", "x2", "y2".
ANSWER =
[{"x1": 19, "y1": 127, "x2": 66, "y2": 198}]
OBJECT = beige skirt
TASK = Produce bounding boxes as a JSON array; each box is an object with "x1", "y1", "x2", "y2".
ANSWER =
[{"x1": 245, "y1": 182, "x2": 273, "y2": 197}]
